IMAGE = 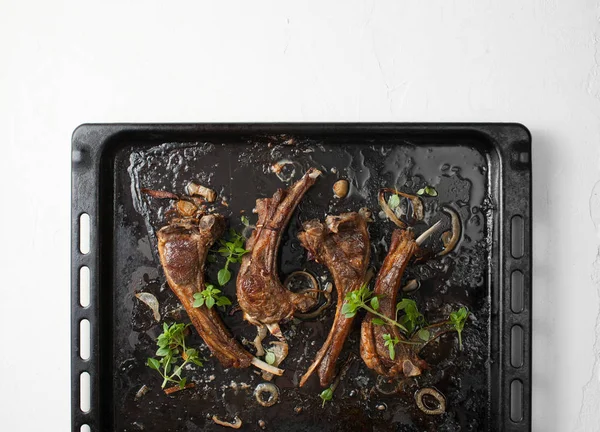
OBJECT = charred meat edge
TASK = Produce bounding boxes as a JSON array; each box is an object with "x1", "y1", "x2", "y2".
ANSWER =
[
  {"x1": 360, "y1": 229, "x2": 453, "y2": 378},
  {"x1": 298, "y1": 212, "x2": 371, "y2": 387},
  {"x1": 236, "y1": 168, "x2": 321, "y2": 349},
  {"x1": 157, "y1": 214, "x2": 281, "y2": 375}
]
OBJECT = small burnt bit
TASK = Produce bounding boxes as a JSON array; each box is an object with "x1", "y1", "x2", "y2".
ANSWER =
[{"x1": 113, "y1": 134, "x2": 492, "y2": 431}]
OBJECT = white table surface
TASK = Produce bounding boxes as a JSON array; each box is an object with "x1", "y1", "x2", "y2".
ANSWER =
[{"x1": 1, "y1": 1, "x2": 599, "y2": 431}]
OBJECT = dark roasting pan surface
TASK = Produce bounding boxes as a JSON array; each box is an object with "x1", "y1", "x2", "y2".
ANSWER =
[{"x1": 71, "y1": 123, "x2": 531, "y2": 432}]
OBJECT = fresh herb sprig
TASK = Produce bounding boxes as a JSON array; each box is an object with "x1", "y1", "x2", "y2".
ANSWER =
[
  {"x1": 396, "y1": 298, "x2": 426, "y2": 333},
  {"x1": 449, "y1": 307, "x2": 469, "y2": 350},
  {"x1": 382, "y1": 333, "x2": 400, "y2": 360},
  {"x1": 341, "y1": 283, "x2": 408, "y2": 332},
  {"x1": 416, "y1": 186, "x2": 438, "y2": 197},
  {"x1": 147, "y1": 323, "x2": 203, "y2": 389},
  {"x1": 192, "y1": 284, "x2": 231, "y2": 309},
  {"x1": 214, "y1": 228, "x2": 250, "y2": 286},
  {"x1": 319, "y1": 387, "x2": 334, "y2": 407}
]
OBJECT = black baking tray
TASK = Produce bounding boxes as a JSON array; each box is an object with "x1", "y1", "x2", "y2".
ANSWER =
[{"x1": 71, "y1": 123, "x2": 532, "y2": 432}]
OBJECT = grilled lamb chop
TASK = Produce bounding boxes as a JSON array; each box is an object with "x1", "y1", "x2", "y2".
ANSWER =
[
  {"x1": 157, "y1": 213, "x2": 281, "y2": 374},
  {"x1": 237, "y1": 168, "x2": 321, "y2": 357},
  {"x1": 360, "y1": 228, "x2": 452, "y2": 378},
  {"x1": 298, "y1": 211, "x2": 371, "y2": 387}
]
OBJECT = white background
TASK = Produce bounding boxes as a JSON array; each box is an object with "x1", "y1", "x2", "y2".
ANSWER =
[{"x1": 1, "y1": 1, "x2": 599, "y2": 431}]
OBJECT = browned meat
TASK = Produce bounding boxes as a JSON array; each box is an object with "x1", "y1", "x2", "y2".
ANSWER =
[
  {"x1": 298, "y1": 212, "x2": 371, "y2": 387},
  {"x1": 237, "y1": 168, "x2": 321, "y2": 327},
  {"x1": 360, "y1": 229, "x2": 427, "y2": 378},
  {"x1": 157, "y1": 214, "x2": 254, "y2": 368}
]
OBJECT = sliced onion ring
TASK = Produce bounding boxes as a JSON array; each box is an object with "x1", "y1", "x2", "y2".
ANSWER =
[
  {"x1": 271, "y1": 159, "x2": 297, "y2": 183},
  {"x1": 415, "y1": 387, "x2": 446, "y2": 415},
  {"x1": 375, "y1": 375, "x2": 400, "y2": 395},
  {"x1": 294, "y1": 282, "x2": 333, "y2": 319},
  {"x1": 254, "y1": 383, "x2": 280, "y2": 407},
  {"x1": 135, "y1": 292, "x2": 161, "y2": 322},
  {"x1": 284, "y1": 271, "x2": 332, "y2": 319},
  {"x1": 437, "y1": 206, "x2": 461, "y2": 256},
  {"x1": 378, "y1": 190, "x2": 406, "y2": 228},
  {"x1": 378, "y1": 188, "x2": 425, "y2": 228}
]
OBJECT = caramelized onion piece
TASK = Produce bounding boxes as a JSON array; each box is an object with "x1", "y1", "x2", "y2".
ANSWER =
[
  {"x1": 378, "y1": 188, "x2": 425, "y2": 228},
  {"x1": 141, "y1": 188, "x2": 179, "y2": 200},
  {"x1": 135, "y1": 292, "x2": 160, "y2": 321},
  {"x1": 164, "y1": 382, "x2": 195, "y2": 395},
  {"x1": 437, "y1": 206, "x2": 461, "y2": 256},
  {"x1": 271, "y1": 159, "x2": 297, "y2": 183},
  {"x1": 294, "y1": 282, "x2": 333, "y2": 320},
  {"x1": 285, "y1": 271, "x2": 332, "y2": 319},
  {"x1": 402, "y1": 279, "x2": 420, "y2": 293},
  {"x1": 212, "y1": 415, "x2": 242, "y2": 429},
  {"x1": 378, "y1": 190, "x2": 406, "y2": 228}
]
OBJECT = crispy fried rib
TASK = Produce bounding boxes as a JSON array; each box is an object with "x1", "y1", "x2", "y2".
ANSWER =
[
  {"x1": 237, "y1": 168, "x2": 321, "y2": 327},
  {"x1": 298, "y1": 212, "x2": 371, "y2": 387},
  {"x1": 360, "y1": 229, "x2": 427, "y2": 378}
]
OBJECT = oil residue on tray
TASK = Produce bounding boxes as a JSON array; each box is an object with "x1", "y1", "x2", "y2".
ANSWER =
[{"x1": 113, "y1": 134, "x2": 493, "y2": 432}]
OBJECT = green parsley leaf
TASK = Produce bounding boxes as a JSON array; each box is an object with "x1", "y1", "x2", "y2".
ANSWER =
[
  {"x1": 217, "y1": 268, "x2": 231, "y2": 286},
  {"x1": 190, "y1": 357, "x2": 204, "y2": 367},
  {"x1": 179, "y1": 377, "x2": 187, "y2": 389},
  {"x1": 156, "y1": 347, "x2": 171, "y2": 357},
  {"x1": 265, "y1": 351, "x2": 276, "y2": 365},
  {"x1": 425, "y1": 186, "x2": 437, "y2": 196},
  {"x1": 194, "y1": 284, "x2": 231, "y2": 310},
  {"x1": 370, "y1": 296, "x2": 380, "y2": 311},
  {"x1": 241, "y1": 215, "x2": 250, "y2": 226},
  {"x1": 417, "y1": 185, "x2": 437, "y2": 197},
  {"x1": 418, "y1": 328, "x2": 430, "y2": 342},
  {"x1": 382, "y1": 333, "x2": 399, "y2": 360},
  {"x1": 216, "y1": 296, "x2": 232, "y2": 307},
  {"x1": 388, "y1": 194, "x2": 401, "y2": 209},
  {"x1": 210, "y1": 228, "x2": 250, "y2": 287},
  {"x1": 372, "y1": 318, "x2": 386, "y2": 326},
  {"x1": 147, "y1": 358, "x2": 161, "y2": 370},
  {"x1": 449, "y1": 307, "x2": 470, "y2": 350},
  {"x1": 192, "y1": 295, "x2": 205, "y2": 308},
  {"x1": 342, "y1": 283, "x2": 409, "y2": 333},
  {"x1": 319, "y1": 387, "x2": 334, "y2": 407},
  {"x1": 341, "y1": 302, "x2": 357, "y2": 318},
  {"x1": 396, "y1": 298, "x2": 425, "y2": 333}
]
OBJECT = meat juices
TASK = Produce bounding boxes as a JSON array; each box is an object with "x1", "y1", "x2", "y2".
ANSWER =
[
  {"x1": 298, "y1": 212, "x2": 371, "y2": 387},
  {"x1": 157, "y1": 214, "x2": 254, "y2": 368},
  {"x1": 236, "y1": 168, "x2": 321, "y2": 353}
]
